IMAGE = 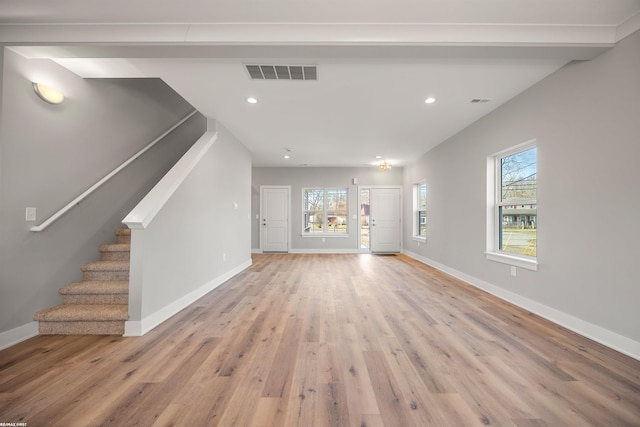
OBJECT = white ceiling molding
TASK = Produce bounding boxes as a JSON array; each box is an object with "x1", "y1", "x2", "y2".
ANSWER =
[
  {"x1": 1, "y1": 0, "x2": 639, "y2": 26},
  {"x1": 616, "y1": 10, "x2": 640, "y2": 41},
  {"x1": 0, "y1": 22, "x2": 621, "y2": 46}
]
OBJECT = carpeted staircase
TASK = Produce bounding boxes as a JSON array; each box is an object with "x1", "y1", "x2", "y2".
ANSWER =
[{"x1": 34, "y1": 228, "x2": 131, "y2": 335}]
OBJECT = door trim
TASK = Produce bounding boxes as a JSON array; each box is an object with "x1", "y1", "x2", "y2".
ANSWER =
[{"x1": 259, "y1": 185, "x2": 291, "y2": 253}]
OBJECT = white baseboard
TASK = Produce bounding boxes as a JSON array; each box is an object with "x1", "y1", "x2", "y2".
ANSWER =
[
  {"x1": 253, "y1": 248, "x2": 361, "y2": 254},
  {"x1": 402, "y1": 249, "x2": 640, "y2": 362},
  {"x1": 290, "y1": 249, "x2": 360, "y2": 254},
  {"x1": 0, "y1": 321, "x2": 39, "y2": 350},
  {"x1": 124, "y1": 259, "x2": 252, "y2": 336}
]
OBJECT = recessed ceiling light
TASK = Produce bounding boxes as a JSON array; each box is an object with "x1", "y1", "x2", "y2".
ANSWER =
[
  {"x1": 425, "y1": 97, "x2": 436, "y2": 104},
  {"x1": 284, "y1": 155, "x2": 290, "y2": 159},
  {"x1": 247, "y1": 97, "x2": 258, "y2": 104},
  {"x1": 375, "y1": 155, "x2": 383, "y2": 159}
]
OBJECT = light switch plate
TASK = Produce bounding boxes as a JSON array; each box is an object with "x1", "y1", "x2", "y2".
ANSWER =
[{"x1": 26, "y1": 207, "x2": 36, "y2": 221}]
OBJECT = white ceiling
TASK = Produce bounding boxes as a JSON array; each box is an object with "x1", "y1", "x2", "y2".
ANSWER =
[{"x1": 2, "y1": 0, "x2": 640, "y2": 167}]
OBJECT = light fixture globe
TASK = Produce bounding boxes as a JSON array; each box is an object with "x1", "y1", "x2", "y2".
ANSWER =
[
  {"x1": 379, "y1": 161, "x2": 392, "y2": 171},
  {"x1": 33, "y1": 82, "x2": 64, "y2": 104}
]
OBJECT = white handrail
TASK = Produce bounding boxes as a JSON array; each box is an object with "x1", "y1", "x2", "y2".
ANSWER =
[{"x1": 30, "y1": 110, "x2": 199, "y2": 232}]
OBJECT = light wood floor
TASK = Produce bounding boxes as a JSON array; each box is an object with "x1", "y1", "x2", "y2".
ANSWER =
[{"x1": 1, "y1": 253, "x2": 639, "y2": 426}]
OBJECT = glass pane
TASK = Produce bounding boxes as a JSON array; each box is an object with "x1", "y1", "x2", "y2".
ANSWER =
[
  {"x1": 327, "y1": 211, "x2": 348, "y2": 233},
  {"x1": 501, "y1": 147, "x2": 536, "y2": 202},
  {"x1": 500, "y1": 204, "x2": 537, "y2": 256},
  {"x1": 327, "y1": 188, "x2": 347, "y2": 210},
  {"x1": 418, "y1": 211, "x2": 427, "y2": 236},
  {"x1": 304, "y1": 211, "x2": 323, "y2": 233},
  {"x1": 419, "y1": 183, "x2": 427, "y2": 209},
  {"x1": 304, "y1": 189, "x2": 323, "y2": 211}
]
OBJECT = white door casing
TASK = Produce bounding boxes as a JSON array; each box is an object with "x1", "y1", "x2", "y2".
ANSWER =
[
  {"x1": 369, "y1": 187, "x2": 401, "y2": 253},
  {"x1": 260, "y1": 186, "x2": 290, "y2": 252}
]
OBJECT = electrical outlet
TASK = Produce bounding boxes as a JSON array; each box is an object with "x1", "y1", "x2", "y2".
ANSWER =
[{"x1": 26, "y1": 207, "x2": 36, "y2": 221}]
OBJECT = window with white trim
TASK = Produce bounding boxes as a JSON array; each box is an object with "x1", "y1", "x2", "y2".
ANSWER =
[
  {"x1": 413, "y1": 182, "x2": 427, "y2": 240},
  {"x1": 303, "y1": 188, "x2": 348, "y2": 234},
  {"x1": 487, "y1": 142, "x2": 537, "y2": 270}
]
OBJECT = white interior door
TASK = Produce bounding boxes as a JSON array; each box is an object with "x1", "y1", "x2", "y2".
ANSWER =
[
  {"x1": 369, "y1": 187, "x2": 401, "y2": 253},
  {"x1": 261, "y1": 186, "x2": 290, "y2": 252}
]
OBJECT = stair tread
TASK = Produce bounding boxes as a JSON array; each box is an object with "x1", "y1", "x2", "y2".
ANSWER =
[
  {"x1": 34, "y1": 304, "x2": 128, "y2": 322},
  {"x1": 115, "y1": 228, "x2": 131, "y2": 236},
  {"x1": 82, "y1": 260, "x2": 130, "y2": 272},
  {"x1": 99, "y1": 243, "x2": 131, "y2": 252},
  {"x1": 59, "y1": 281, "x2": 128, "y2": 295}
]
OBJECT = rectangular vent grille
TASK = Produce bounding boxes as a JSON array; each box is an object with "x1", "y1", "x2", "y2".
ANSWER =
[
  {"x1": 470, "y1": 98, "x2": 492, "y2": 103},
  {"x1": 245, "y1": 65, "x2": 317, "y2": 81}
]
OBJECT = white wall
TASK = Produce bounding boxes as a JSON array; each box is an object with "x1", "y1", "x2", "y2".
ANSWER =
[
  {"x1": 403, "y1": 30, "x2": 640, "y2": 358},
  {"x1": 0, "y1": 47, "x2": 205, "y2": 343},
  {"x1": 252, "y1": 166, "x2": 403, "y2": 252},
  {"x1": 126, "y1": 123, "x2": 252, "y2": 335}
]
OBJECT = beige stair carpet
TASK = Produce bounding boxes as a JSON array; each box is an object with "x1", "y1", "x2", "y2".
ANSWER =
[{"x1": 34, "y1": 228, "x2": 131, "y2": 335}]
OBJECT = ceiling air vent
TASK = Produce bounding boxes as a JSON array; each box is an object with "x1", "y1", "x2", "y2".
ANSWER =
[
  {"x1": 245, "y1": 65, "x2": 317, "y2": 81},
  {"x1": 470, "y1": 98, "x2": 492, "y2": 103}
]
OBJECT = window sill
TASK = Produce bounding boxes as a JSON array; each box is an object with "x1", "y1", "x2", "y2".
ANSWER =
[
  {"x1": 485, "y1": 251, "x2": 537, "y2": 271},
  {"x1": 300, "y1": 233, "x2": 350, "y2": 238},
  {"x1": 412, "y1": 236, "x2": 426, "y2": 243}
]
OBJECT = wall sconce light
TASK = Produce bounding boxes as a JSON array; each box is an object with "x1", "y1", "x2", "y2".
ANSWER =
[
  {"x1": 379, "y1": 161, "x2": 392, "y2": 171},
  {"x1": 32, "y1": 82, "x2": 65, "y2": 104}
]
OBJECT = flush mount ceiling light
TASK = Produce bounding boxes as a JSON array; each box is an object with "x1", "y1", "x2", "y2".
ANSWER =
[
  {"x1": 425, "y1": 97, "x2": 436, "y2": 104},
  {"x1": 33, "y1": 82, "x2": 64, "y2": 104},
  {"x1": 379, "y1": 161, "x2": 392, "y2": 171},
  {"x1": 247, "y1": 97, "x2": 258, "y2": 104}
]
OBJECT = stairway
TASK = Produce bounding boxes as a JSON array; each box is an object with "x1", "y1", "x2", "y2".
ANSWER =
[{"x1": 34, "y1": 228, "x2": 131, "y2": 335}]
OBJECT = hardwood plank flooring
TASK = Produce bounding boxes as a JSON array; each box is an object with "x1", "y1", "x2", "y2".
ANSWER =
[{"x1": 1, "y1": 253, "x2": 639, "y2": 426}]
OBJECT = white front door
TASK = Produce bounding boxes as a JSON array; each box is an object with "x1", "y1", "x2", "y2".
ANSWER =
[
  {"x1": 370, "y1": 187, "x2": 401, "y2": 253},
  {"x1": 260, "y1": 186, "x2": 290, "y2": 252}
]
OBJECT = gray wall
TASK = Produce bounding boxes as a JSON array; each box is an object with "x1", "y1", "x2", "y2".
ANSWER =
[
  {"x1": 403, "y1": 30, "x2": 640, "y2": 346},
  {"x1": 0, "y1": 48, "x2": 205, "y2": 334},
  {"x1": 252, "y1": 166, "x2": 403, "y2": 251},
  {"x1": 129, "y1": 123, "x2": 252, "y2": 325}
]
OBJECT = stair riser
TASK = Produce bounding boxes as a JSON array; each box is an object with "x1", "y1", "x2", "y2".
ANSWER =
[
  {"x1": 100, "y1": 252, "x2": 130, "y2": 261},
  {"x1": 39, "y1": 321, "x2": 125, "y2": 335},
  {"x1": 62, "y1": 295, "x2": 129, "y2": 305},
  {"x1": 116, "y1": 235, "x2": 131, "y2": 244},
  {"x1": 83, "y1": 271, "x2": 129, "y2": 281}
]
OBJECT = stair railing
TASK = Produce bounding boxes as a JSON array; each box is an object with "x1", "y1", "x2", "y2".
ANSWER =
[{"x1": 30, "y1": 110, "x2": 198, "y2": 232}]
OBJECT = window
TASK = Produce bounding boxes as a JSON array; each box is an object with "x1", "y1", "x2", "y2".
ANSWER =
[
  {"x1": 303, "y1": 188, "x2": 348, "y2": 234},
  {"x1": 413, "y1": 182, "x2": 427, "y2": 240},
  {"x1": 487, "y1": 142, "x2": 537, "y2": 270}
]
